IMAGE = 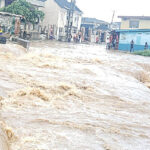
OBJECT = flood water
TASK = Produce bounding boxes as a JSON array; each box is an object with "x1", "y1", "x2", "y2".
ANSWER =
[{"x1": 0, "y1": 41, "x2": 150, "y2": 150}]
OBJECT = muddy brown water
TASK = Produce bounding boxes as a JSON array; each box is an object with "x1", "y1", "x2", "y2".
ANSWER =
[{"x1": 0, "y1": 41, "x2": 150, "y2": 150}]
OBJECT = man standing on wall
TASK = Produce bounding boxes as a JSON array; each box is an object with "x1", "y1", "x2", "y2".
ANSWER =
[{"x1": 130, "y1": 40, "x2": 134, "y2": 52}]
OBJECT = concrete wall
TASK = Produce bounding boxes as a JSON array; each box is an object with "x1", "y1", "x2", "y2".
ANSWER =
[
  {"x1": 73, "y1": 12, "x2": 82, "y2": 30},
  {"x1": 41, "y1": 0, "x2": 59, "y2": 27},
  {"x1": 120, "y1": 20, "x2": 129, "y2": 29},
  {"x1": 119, "y1": 32, "x2": 150, "y2": 51},
  {"x1": 121, "y1": 19, "x2": 150, "y2": 29},
  {"x1": 140, "y1": 20, "x2": 150, "y2": 29},
  {"x1": 0, "y1": 0, "x2": 5, "y2": 8}
]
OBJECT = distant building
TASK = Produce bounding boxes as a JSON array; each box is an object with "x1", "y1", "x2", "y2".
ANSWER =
[
  {"x1": 81, "y1": 17, "x2": 109, "y2": 43},
  {"x1": 116, "y1": 16, "x2": 150, "y2": 51},
  {"x1": 41, "y1": 0, "x2": 82, "y2": 40}
]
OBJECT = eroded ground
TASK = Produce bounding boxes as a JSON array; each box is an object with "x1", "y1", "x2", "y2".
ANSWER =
[{"x1": 0, "y1": 41, "x2": 150, "y2": 150}]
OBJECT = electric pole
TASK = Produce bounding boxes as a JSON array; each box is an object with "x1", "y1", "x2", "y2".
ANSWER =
[
  {"x1": 66, "y1": 0, "x2": 76, "y2": 42},
  {"x1": 110, "y1": 10, "x2": 115, "y2": 30}
]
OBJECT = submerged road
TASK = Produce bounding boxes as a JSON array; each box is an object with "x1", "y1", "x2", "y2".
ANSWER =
[{"x1": 0, "y1": 41, "x2": 150, "y2": 150}]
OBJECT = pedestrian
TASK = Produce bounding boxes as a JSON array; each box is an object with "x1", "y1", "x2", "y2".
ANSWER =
[
  {"x1": 106, "y1": 37, "x2": 110, "y2": 50},
  {"x1": 144, "y1": 42, "x2": 148, "y2": 50},
  {"x1": 23, "y1": 30, "x2": 27, "y2": 39},
  {"x1": 130, "y1": 40, "x2": 134, "y2": 52},
  {"x1": 96, "y1": 37, "x2": 99, "y2": 44},
  {"x1": 0, "y1": 26, "x2": 3, "y2": 35}
]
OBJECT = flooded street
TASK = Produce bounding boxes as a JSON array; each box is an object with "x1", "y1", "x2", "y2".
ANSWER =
[{"x1": 0, "y1": 41, "x2": 150, "y2": 150}]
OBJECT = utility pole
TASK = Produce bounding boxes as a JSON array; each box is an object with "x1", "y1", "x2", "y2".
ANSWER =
[
  {"x1": 66, "y1": 0, "x2": 76, "y2": 42},
  {"x1": 110, "y1": 10, "x2": 115, "y2": 30}
]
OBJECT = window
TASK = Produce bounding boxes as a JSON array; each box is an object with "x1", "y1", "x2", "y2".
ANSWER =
[
  {"x1": 129, "y1": 20, "x2": 139, "y2": 28},
  {"x1": 59, "y1": 28, "x2": 63, "y2": 33}
]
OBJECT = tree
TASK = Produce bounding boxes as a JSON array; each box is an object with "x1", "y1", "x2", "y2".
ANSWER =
[{"x1": 0, "y1": 0, "x2": 45, "y2": 25}]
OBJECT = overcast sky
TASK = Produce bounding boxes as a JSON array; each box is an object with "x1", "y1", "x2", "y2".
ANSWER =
[{"x1": 76, "y1": 0, "x2": 150, "y2": 23}]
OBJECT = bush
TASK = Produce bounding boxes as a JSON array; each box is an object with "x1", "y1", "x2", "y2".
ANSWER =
[{"x1": 134, "y1": 50, "x2": 150, "y2": 57}]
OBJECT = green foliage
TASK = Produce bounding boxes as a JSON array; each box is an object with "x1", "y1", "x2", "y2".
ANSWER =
[
  {"x1": 134, "y1": 50, "x2": 150, "y2": 57},
  {"x1": 0, "y1": 0, "x2": 45, "y2": 24}
]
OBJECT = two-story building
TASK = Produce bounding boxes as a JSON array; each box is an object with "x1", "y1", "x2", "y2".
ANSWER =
[
  {"x1": 116, "y1": 16, "x2": 150, "y2": 51},
  {"x1": 41, "y1": 0, "x2": 82, "y2": 40}
]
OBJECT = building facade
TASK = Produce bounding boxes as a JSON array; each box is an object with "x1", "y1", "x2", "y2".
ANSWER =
[
  {"x1": 117, "y1": 16, "x2": 150, "y2": 51},
  {"x1": 41, "y1": 0, "x2": 82, "y2": 40},
  {"x1": 118, "y1": 16, "x2": 150, "y2": 29},
  {"x1": 117, "y1": 29, "x2": 150, "y2": 51}
]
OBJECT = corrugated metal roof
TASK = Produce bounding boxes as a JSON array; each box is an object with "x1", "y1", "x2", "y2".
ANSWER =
[
  {"x1": 54, "y1": 0, "x2": 82, "y2": 13},
  {"x1": 0, "y1": 12, "x2": 22, "y2": 17},
  {"x1": 116, "y1": 29, "x2": 150, "y2": 32},
  {"x1": 118, "y1": 16, "x2": 150, "y2": 20},
  {"x1": 82, "y1": 17, "x2": 108, "y2": 24}
]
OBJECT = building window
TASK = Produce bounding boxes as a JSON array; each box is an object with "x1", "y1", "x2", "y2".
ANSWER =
[
  {"x1": 129, "y1": 20, "x2": 139, "y2": 28},
  {"x1": 59, "y1": 28, "x2": 63, "y2": 33}
]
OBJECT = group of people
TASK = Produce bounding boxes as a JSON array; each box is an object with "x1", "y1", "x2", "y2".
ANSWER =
[
  {"x1": 106, "y1": 34, "x2": 119, "y2": 50},
  {"x1": 130, "y1": 40, "x2": 149, "y2": 52}
]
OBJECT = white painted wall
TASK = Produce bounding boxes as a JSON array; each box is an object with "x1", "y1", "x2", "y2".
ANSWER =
[
  {"x1": 41, "y1": 0, "x2": 82, "y2": 39},
  {"x1": 41, "y1": 0, "x2": 59, "y2": 28},
  {"x1": 0, "y1": 0, "x2": 5, "y2": 8},
  {"x1": 73, "y1": 12, "x2": 82, "y2": 30}
]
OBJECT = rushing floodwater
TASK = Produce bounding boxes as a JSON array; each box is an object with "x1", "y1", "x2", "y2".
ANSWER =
[{"x1": 0, "y1": 41, "x2": 150, "y2": 150}]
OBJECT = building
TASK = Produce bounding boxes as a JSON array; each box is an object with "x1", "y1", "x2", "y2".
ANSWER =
[
  {"x1": 41, "y1": 0, "x2": 82, "y2": 40},
  {"x1": 118, "y1": 16, "x2": 150, "y2": 30},
  {"x1": 81, "y1": 17, "x2": 109, "y2": 43},
  {"x1": 116, "y1": 16, "x2": 150, "y2": 51}
]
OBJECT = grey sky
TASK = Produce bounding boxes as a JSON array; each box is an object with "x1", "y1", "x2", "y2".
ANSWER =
[{"x1": 76, "y1": 0, "x2": 150, "y2": 23}]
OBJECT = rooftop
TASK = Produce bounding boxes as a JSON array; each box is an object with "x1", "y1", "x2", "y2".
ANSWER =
[
  {"x1": 26, "y1": 0, "x2": 47, "y2": 7},
  {"x1": 54, "y1": 0, "x2": 82, "y2": 13},
  {"x1": 82, "y1": 17, "x2": 108, "y2": 24},
  {"x1": 0, "y1": 12, "x2": 22, "y2": 17},
  {"x1": 118, "y1": 16, "x2": 150, "y2": 20},
  {"x1": 116, "y1": 29, "x2": 150, "y2": 32}
]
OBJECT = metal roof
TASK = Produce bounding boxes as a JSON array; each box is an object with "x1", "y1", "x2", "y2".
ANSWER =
[
  {"x1": 82, "y1": 17, "x2": 108, "y2": 24},
  {"x1": 54, "y1": 0, "x2": 82, "y2": 13},
  {"x1": 0, "y1": 12, "x2": 22, "y2": 17},
  {"x1": 116, "y1": 29, "x2": 150, "y2": 32},
  {"x1": 118, "y1": 16, "x2": 150, "y2": 20},
  {"x1": 26, "y1": 0, "x2": 45, "y2": 7}
]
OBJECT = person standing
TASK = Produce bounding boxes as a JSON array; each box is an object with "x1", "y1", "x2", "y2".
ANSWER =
[
  {"x1": 0, "y1": 26, "x2": 3, "y2": 35},
  {"x1": 130, "y1": 40, "x2": 134, "y2": 52},
  {"x1": 144, "y1": 42, "x2": 148, "y2": 50}
]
